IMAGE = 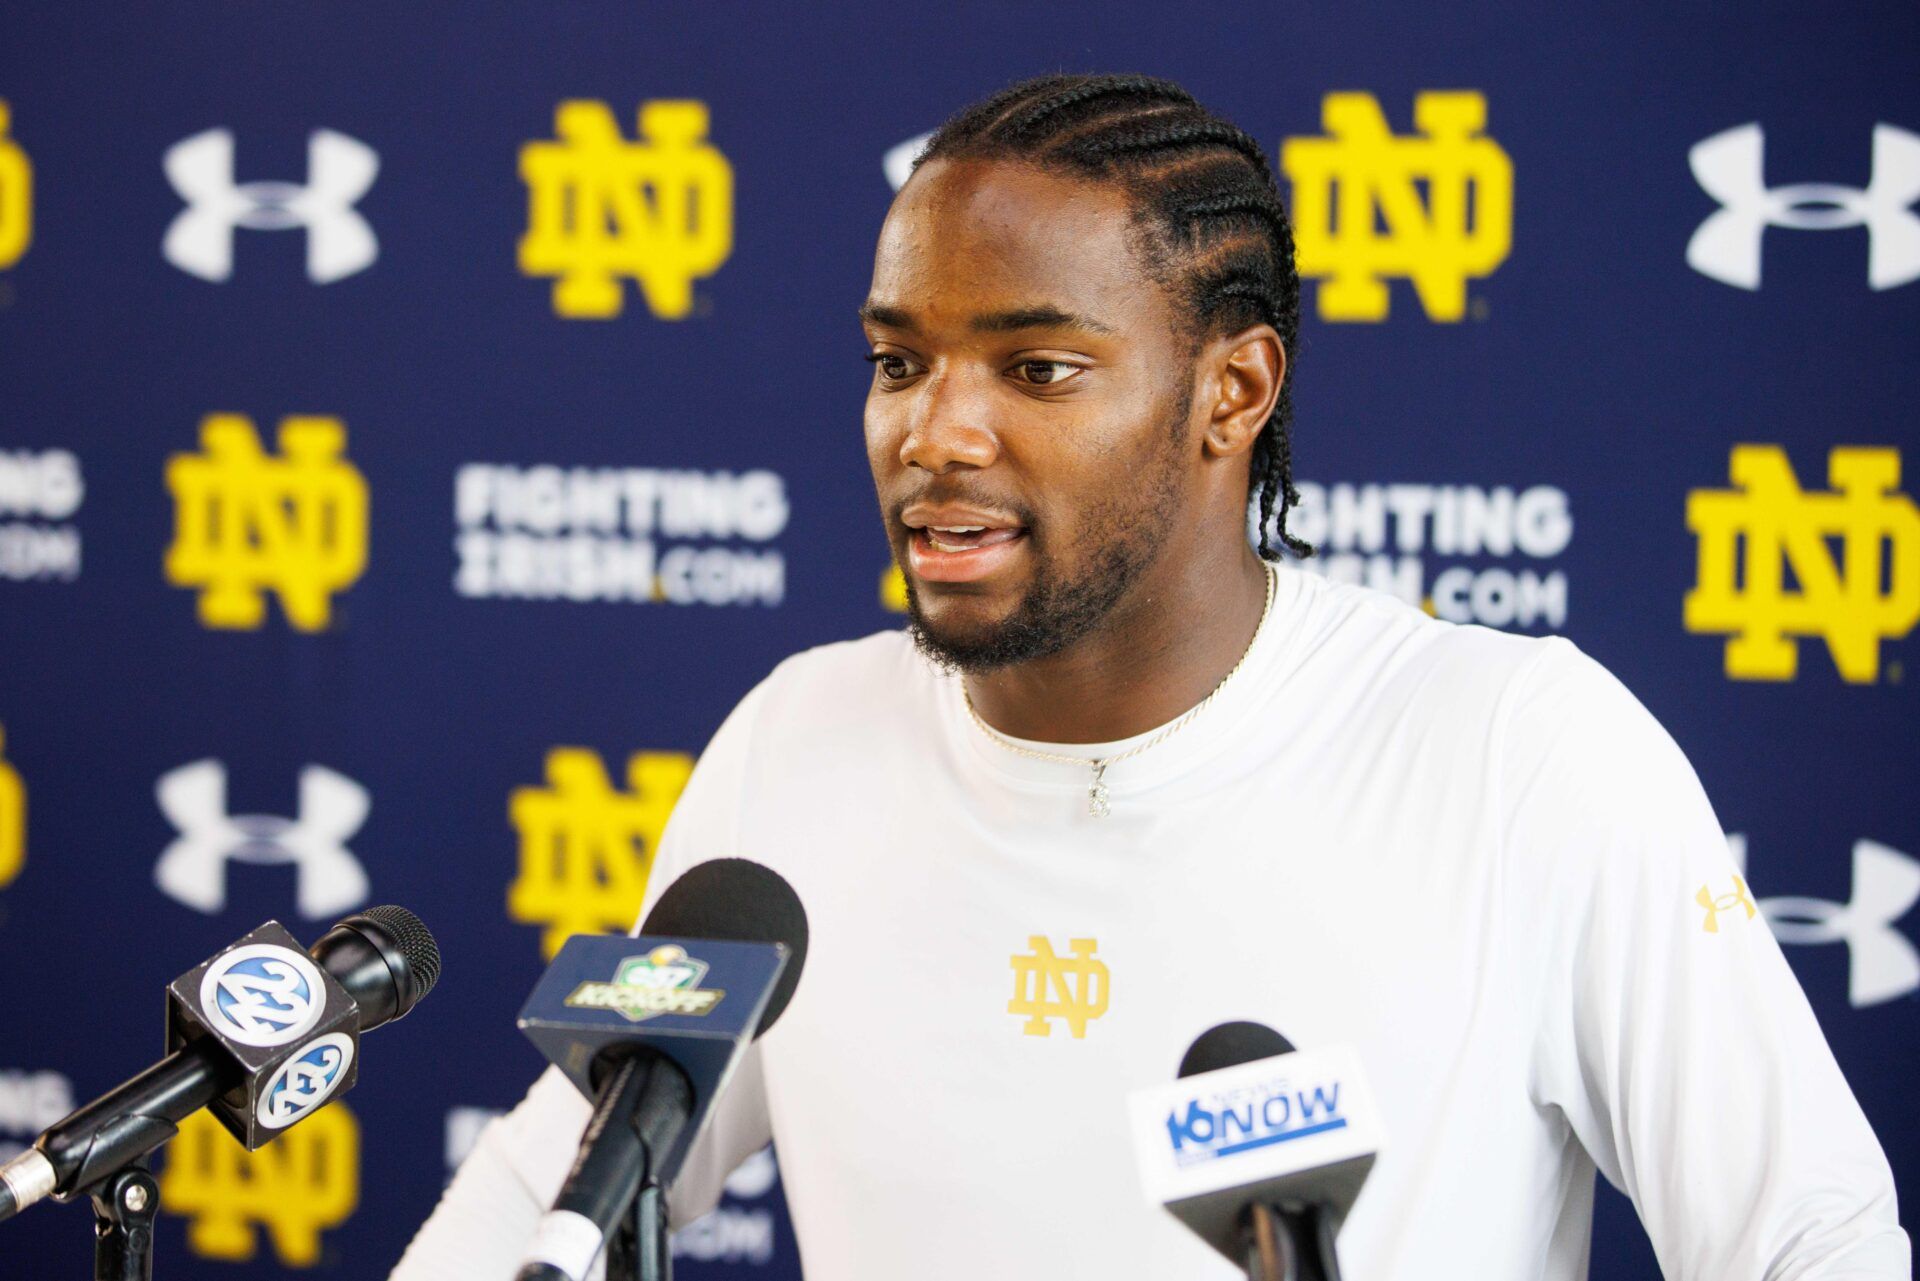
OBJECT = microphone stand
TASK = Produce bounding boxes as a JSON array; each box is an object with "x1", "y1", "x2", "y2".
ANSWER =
[
  {"x1": 1240, "y1": 1202, "x2": 1341, "y2": 1281},
  {"x1": 604, "y1": 1181, "x2": 670, "y2": 1281},
  {"x1": 90, "y1": 1161, "x2": 161, "y2": 1281}
]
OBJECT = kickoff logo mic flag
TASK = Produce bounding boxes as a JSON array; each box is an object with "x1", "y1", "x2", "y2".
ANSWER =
[
  {"x1": 1127, "y1": 1043, "x2": 1384, "y2": 1265},
  {"x1": 516, "y1": 933, "x2": 787, "y2": 1187}
]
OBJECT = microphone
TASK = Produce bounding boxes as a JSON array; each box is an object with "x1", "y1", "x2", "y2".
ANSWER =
[
  {"x1": 1128, "y1": 1021, "x2": 1383, "y2": 1281},
  {"x1": 514, "y1": 858, "x2": 808, "y2": 1281},
  {"x1": 0, "y1": 906, "x2": 440, "y2": 1223}
]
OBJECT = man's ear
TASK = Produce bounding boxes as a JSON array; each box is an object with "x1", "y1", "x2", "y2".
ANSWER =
[{"x1": 1199, "y1": 326, "x2": 1285, "y2": 459}]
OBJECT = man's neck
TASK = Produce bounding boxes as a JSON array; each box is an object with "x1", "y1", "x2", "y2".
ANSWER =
[{"x1": 962, "y1": 549, "x2": 1272, "y2": 744}]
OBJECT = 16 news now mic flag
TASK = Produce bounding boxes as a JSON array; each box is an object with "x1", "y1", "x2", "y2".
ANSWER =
[{"x1": 0, "y1": 4, "x2": 1914, "y2": 1276}]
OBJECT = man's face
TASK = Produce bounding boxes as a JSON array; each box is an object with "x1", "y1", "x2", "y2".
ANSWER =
[{"x1": 862, "y1": 156, "x2": 1199, "y2": 672}]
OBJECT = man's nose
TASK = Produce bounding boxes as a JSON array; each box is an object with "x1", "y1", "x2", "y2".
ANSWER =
[{"x1": 899, "y1": 369, "x2": 1000, "y2": 475}]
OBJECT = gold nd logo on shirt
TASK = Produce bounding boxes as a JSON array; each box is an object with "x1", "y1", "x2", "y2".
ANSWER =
[
  {"x1": 1686, "y1": 445, "x2": 1920, "y2": 682},
  {"x1": 508, "y1": 747, "x2": 693, "y2": 957},
  {"x1": 0, "y1": 101, "x2": 30, "y2": 272},
  {"x1": 164, "y1": 414, "x2": 369, "y2": 632},
  {"x1": 0, "y1": 723, "x2": 23, "y2": 889},
  {"x1": 519, "y1": 99, "x2": 733, "y2": 320},
  {"x1": 1009, "y1": 936, "x2": 1109, "y2": 1038},
  {"x1": 1281, "y1": 91, "x2": 1512, "y2": 322},
  {"x1": 159, "y1": 1105, "x2": 359, "y2": 1267}
]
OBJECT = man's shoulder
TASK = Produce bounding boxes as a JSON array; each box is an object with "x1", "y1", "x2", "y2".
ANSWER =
[
  {"x1": 747, "y1": 627, "x2": 933, "y2": 727},
  {"x1": 1285, "y1": 569, "x2": 1564, "y2": 713}
]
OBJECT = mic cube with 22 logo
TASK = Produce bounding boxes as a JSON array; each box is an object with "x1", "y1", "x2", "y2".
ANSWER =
[{"x1": 164, "y1": 920, "x2": 360, "y2": 1150}]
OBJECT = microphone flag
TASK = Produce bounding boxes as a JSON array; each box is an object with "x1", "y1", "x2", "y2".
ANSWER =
[
  {"x1": 517, "y1": 933, "x2": 787, "y2": 1186},
  {"x1": 1127, "y1": 1042, "x2": 1384, "y2": 1264}
]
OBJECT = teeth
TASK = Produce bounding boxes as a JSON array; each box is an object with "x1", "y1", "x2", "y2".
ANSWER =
[
  {"x1": 931, "y1": 525, "x2": 985, "y2": 533},
  {"x1": 927, "y1": 530, "x2": 986, "y2": 552}
]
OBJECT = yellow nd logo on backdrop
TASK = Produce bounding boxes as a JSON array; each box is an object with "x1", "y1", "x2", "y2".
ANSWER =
[
  {"x1": 0, "y1": 101, "x2": 30, "y2": 272},
  {"x1": 520, "y1": 99, "x2": 733, "y2": 320},
  {"x1": 164, "y1": 414, "x2": 369, "y2": 632},
  {"x1": 0, "y1": 724, "x2": 23, "y2": 889},
  {"x1": 1687, "y1": 445, "x2": 1920, "y2": 682},
  {"x1": 508, "y1": 747, "x2": 694, "y2": 956},
  {"x1": 1282, "y1": 91, "x2": 1511, "y2": 322},
  {"x1": 160, "y1": 1106, "x2": 359, "y2": 1268}
]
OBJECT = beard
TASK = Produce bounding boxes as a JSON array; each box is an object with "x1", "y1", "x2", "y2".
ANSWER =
[{"x1": 901, "y1": 410, "x2": 1186, "y2": 675}]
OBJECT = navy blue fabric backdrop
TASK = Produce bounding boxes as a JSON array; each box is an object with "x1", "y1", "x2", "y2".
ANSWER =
[{"x1": 1, "y1": 4, "x2": 1915, "y2": 1276}]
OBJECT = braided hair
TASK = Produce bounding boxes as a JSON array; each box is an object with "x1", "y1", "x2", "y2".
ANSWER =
[{"x1": 916, "y1": 74, "x2": 1313, "y2": 560}]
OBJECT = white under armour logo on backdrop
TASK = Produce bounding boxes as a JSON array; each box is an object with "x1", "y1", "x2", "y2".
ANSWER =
[
  {"x1": 882, "y1": 130, "x2": 932, "y2": 193},
  {"x1": 155, "y1": 760, "x2": 370, "y2": 917},
  {"x1": 1687, "y1": 122, "x2": 1920, "y2": 291},
  {"x1": 1729, "y1": 833, "x2": 1920, "y2": 1007},
  {"x1": 162, "y1": 128, "x2": 380, "y2": 283}
]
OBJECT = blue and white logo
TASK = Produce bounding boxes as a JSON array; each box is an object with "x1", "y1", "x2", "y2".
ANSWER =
[
  {"x1": 256, "y1": 1032, "x2": 354, "y2": 1129},
  {"x1": 1165, "y1": 1073, "x2": 1349, "y2": 1168},
  {"x1": 198, "y1": 943, "x2": 325, "y2": 1048}
]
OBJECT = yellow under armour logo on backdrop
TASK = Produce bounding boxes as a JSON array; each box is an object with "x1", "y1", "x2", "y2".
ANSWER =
[
  {"x1": 0, "y1": 724, "x2": 23, "y2": 889},
  {"x1": 1282, "y1": 91, "x2": 1512, "y2": 322},
  {"x1": 1686, "y1": 445, "x2": 1920, "y2": 682},
  {"x1": 1008, "y1": 936, "x2": 1109, "y2": 1038},
  {"x1": 508, "y1": 747, "x2": 693, "y2": 957},
  {"x1": 164, "y1": 414, "x2": 369, "y2": 632},
  {"x1": 159, "y1": 1106, "x2": 359, "y2": 1267},
  {"x1": 519, "y1": 99, "x2": 734, "y2": 319}
]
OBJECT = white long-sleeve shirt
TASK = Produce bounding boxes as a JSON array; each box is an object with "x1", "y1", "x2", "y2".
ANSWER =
[{"x1": 393, "y1": 566, "x2": 1908, "y2": 1280}]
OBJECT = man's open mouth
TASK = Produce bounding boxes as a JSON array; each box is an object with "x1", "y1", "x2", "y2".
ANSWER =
[{"x1": 915, "y1": 524, "x2": 1025, "y2": 554}]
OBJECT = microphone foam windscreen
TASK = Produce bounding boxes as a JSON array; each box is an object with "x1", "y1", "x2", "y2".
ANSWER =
[
  {"x1": 1178, "y1": 1020, "x2": 1297, "y2": 1078},
  {"x1": 641, "y1": 859, "x2": 809, "y2": 1036}
]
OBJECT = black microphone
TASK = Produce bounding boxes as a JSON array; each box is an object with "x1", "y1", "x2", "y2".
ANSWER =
[
  {"x1": 1129, "y1": 1021, "x2": 1381, "y2": 1281},
  {"x1": 0, "y1": 905, "x2": 440, "y2": 1222},
  {"x1": 515, "y1": 859, "x2": 808, "y2": 1281},
  {"x1": 1180, "y1": 1020, "x2": 1297, "y2": 1077}
]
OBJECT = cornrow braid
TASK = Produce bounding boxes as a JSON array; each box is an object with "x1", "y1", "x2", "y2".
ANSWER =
[
  {"x1": 917, "y1": 73, "x2": 1312, "y2": 560},
  {"x1": 997, "y1": 75, "x2": 1196, "y2": 141}
]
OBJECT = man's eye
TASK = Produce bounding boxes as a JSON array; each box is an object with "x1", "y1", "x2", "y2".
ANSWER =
[
  {"x1": 866, "y1": 353, "x2": 915, "y2": 380},
  {"x1": 1017, "y1": 361, "x2": 1083, "y2": 386}
]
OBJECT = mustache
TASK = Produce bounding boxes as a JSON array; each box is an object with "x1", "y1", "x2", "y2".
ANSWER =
[{"x1": 885, "y1": 485, "x2": 1038, "y2": 529}]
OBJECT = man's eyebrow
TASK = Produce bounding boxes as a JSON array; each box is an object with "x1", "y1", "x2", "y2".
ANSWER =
[
  {"x1": 971, "y1": 306, "x2": 1114, "y2": 336},
  {"x1": 859, "y1": 302, "x2": 916, "y2": 330},
  {"x1": 858, "y1": 302, "x2": 1115, "y2": 337}
]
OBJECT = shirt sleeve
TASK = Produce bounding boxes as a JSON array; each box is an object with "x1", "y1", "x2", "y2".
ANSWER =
[
  {"x1": 1503, "y1": 639, "x2": 1909, "y2": 1279},
  {"x1": 389, "y1": 680, "x2": 775, "y2": 1278}
]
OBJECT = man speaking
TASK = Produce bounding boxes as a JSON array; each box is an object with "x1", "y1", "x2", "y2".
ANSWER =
[{"x1": 394, "y1": 75, "x2": 1907, "y2": 1278}]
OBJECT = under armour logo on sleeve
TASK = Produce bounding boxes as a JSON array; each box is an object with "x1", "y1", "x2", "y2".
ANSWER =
[
  {"x1": 163, "y1": 128, "x2": 379, "y2": 283},
  {"x1": 1687, "y1": 122, "x2": 1920, "y2": 291},
  {"x1": 1696, "y1": 875, "x2": 1758, "y2": 934}
]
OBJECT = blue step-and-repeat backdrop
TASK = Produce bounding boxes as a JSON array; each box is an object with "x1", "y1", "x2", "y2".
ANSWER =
[{"x1": 1, "y1": 4, "x2": 1915, "y2": 1277}]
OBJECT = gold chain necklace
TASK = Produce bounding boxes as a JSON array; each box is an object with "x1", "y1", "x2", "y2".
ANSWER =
[{"x1": 961, "y1": 565, "x2": 1276, "y2": 818}]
